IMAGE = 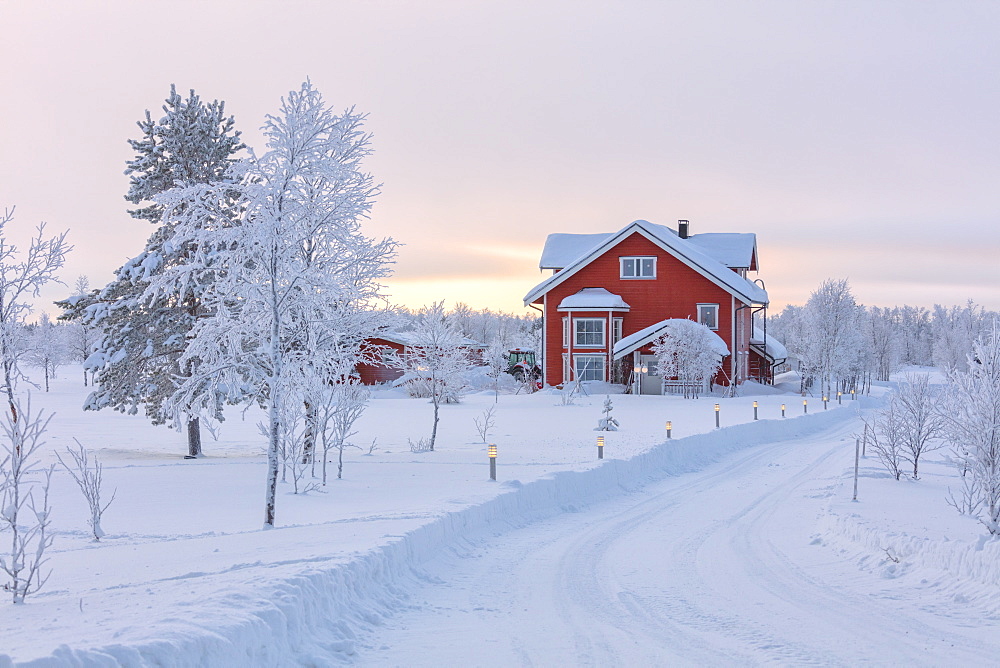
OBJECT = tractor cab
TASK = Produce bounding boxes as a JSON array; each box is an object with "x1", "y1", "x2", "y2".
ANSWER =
[{"x1": 505, "y1": 348, "x2": 542, "y2": 384}]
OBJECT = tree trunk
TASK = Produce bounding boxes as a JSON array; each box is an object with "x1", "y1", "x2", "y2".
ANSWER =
[
  {"x1": 187, "y1": 417, "x2": 202, "y2": 457},
  {"x1": 302, "y1": 400, "x2": 315, "y2": 464},
  {"x1": 338, "y1": 443, "x2": 344, "y2": 479},
  {"x1": 82, "y1": 367, "x2": 87, "y2": 387},
  {"x1": 430, "y1": 396, "x2": 440, "y2": 451}
]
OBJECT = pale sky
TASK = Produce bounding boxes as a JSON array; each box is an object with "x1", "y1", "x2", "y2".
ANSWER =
[{"x1": 1, "y1": 0, "x2": 998, "y2": 318}]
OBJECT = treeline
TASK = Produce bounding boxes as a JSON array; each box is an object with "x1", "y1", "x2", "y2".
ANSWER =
[{"x1": 768, "y1": 279, "x2": 998, "y2": 394}]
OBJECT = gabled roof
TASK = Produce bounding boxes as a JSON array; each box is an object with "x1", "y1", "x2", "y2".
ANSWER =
[
  {"x1": 612, "y1": 318, "x2": 730, "y2": 360},
  {"x1": 524, "y1": 219, "x2": 768, "y2": 306},
  {"x1": 557, "y1": 288, "x2": 630, "y2": 311},
  {"x1": 540, "y1": 233, "x2": 613, "y2": 270},
  {"x1": 686, "y1": 233, "x2": 758, "y2": 270}
]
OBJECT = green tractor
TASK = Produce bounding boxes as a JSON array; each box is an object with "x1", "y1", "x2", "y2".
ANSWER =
[{"x1": 505, "y1": 348, "x2": 542, "y2": 386}]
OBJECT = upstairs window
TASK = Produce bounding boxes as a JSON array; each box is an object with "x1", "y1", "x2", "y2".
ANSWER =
[
  {"x1": 574, "y1": 318, "x2": 605, "y2": 347},
  {"x1": 620, "y1": 256, "x2": 656, "y2": 279},
  {"x1": 698, "y1": 303, "x2": 720, "y2": 330}
]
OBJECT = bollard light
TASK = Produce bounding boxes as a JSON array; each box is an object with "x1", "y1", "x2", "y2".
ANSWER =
[
  {"x1": 837, "y1": 390, "x2": 842, "y2": 405},
  {"x1": 714, "y1": 403, "x2": 720, "y2": 429},
  {"x1": 488, "y1": 444, "x2": 497, "y2": 458},
  {"x1": 753, "y1": 400, "x2": 758, "y2": 421},
  {"x1": 597, "y1": 435, "x2": 605, "y2": 460},
  {"x1": 851, "y1": 388, "x2": 856, "y2": 400},
  {"x1": 803, "y1": 399, "x2": 808, "y2": 414},
  {"x1": 666, "y1": 420, "x2": 672, "y2": 439},
  {"x1": 781, "y1": 403, "x2": 786, "y2": 418},
  {"x1": 488, "y1": 444, "x2": 497, "y2": 481},
  {"x1": 823, "y1": 395, "x2": 828, "y2": 410}
]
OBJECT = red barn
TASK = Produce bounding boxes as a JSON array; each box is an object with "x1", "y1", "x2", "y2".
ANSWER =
[
  {"x1": 523, "y1": 219, "x2": 782, "y2": 392},
  {"x1": 355, "y1": 332, "x2": 485, "y2": 386}
]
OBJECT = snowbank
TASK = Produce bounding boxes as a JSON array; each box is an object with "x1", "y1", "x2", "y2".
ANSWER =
[{"x1": 5, "y1": 404, "x2": 862, "y2": 665}]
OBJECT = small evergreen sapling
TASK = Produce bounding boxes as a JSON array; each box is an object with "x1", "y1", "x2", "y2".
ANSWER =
[{"x1": 596, "y1": 395, "x2": 619, "y2": 431}]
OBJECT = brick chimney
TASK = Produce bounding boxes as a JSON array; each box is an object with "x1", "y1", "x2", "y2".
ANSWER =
[{"x1": 678, "y1": 219, "x2": 690, "y2": 239}]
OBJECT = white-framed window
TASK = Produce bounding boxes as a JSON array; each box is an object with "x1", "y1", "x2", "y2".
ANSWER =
[
  {"x1": 612, "y1": 318, "x2": 623, "y2": 345},
  {"x1": 574, "y1": 318, "x2": 605, "y2": 347},
  {"x1": 562, "y1": 353, "x2": 571, "y2": 383},
  {"x1": 620, "y1": 256, "x2": 656, "y2": 279},
  {"x1": 697, "y1": 303, "x2": 720, "y2": 330},
  {"x1": 562, "y1": 316, "x2": 570, "y2": 347},
  {"x1": 574, "y1": 354, "x2": 605, "y2": 381}
]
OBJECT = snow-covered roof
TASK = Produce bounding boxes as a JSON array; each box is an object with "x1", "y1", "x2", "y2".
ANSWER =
[
  {"x1": 750, "y1": 327, "x2": 788, "y2": 362},
  {"x1": 539, "y1": 229, "x2": 757, "y2": 271},
  {"x1": 612, "y1": 319, "x2": 731, "y2": 360},
  {"x1": 540, "y1": 233, "x2": 613, "y2": 270},
  {"x1": 525, "y1": 220, "x2": 768, "y2": 307},
  {"x1": 686, "y1": 233, "x2": 757, "y2": 269},
  {"x1": 557, "y1": 288, "x2": 630, "y2": 311},
  {"x1": 373, "y1": 331, "x2": 485, "y2": 348}
]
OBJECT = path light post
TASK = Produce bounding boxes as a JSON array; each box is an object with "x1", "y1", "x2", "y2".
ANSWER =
[
  {"x1": 823, "y1": 395, "x2": 828, "y2": 410},
  {"x1": 851, "y1": 388, "x2": 856, "y2": 401},
  {"x1": 753, "y1": 401, "x2": 758, "y2": 421},
  {"x1": 853, "y1": 438, "x2": 860, "y2": 502},
  {"x1": 837, "y1": 391, "x2": 842, "y2": 405},
  {"x1": 666, "y1": 420, "x2": 672, "y2": 439},
  {"x1": 803, "y1": 399, "x2": 808, "y2": 414},
  {"x1": 488, "y1": 444, "x2": 497, "y2": 481},
  {"x1": 715, "y1": 403, "x2": 720, "y2": 429},
  {"x1": 781, "y1": 403, "x2": 786, "y2": 418},
  {"x1": 597, "y1": 435, "x2": 605, "y2": 460}
]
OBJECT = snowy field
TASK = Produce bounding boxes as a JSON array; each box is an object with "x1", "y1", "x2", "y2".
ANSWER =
[{"x1": 2, "y1": 367, "x2": 1000, "y2": 665}]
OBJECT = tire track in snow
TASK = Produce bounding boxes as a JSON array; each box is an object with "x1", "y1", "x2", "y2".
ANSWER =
[{"x1": 358, "y1": 417, "x2": 1000, "y2": 666}]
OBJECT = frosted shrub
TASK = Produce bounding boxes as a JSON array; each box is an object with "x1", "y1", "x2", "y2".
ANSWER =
[
  {"x1": 0, "y1": 399, "x2": 55, "y2": 603},
  {"x1": 473, "y1": 405, "x2": 496, "y2": 443},
  {"x1": 56, "y1": 440, "x2": 116, "y2": 541},
  {"x1": 861, "y1": 399, "x2": 907, "y2": 481}
]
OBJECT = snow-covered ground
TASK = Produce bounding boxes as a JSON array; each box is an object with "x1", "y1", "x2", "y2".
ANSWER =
[{"x1": 1, "y1": 367, "x2": 999, "y2": 665}]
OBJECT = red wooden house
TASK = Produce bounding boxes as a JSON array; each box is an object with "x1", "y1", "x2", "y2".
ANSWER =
[{"x1": 523, "y1": 219, "x2": 781, "y2": 392}]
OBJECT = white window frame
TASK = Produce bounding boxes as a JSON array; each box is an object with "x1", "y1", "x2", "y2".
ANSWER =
[
  {"x1": 562, "y1": 316, "x2": 570, "y2": 347},
  {"x1": 697, "y1": 303, "x2": 720, "y2": 331},
  {"x1": 562, "y1": 353, "x2": 571, "y2": 384},
  {"x1": 573, "y1": 354, "x2": 605, "y2": 382},
  {"x1": 620, "y1": 256, "x2": 656, "y2": 279},
  {"x1": 612, "y1": 317, "x2": 624, "y2": 345},
  {"x1": 574, "y1": 318, "x2": 606, "y2": 348}
]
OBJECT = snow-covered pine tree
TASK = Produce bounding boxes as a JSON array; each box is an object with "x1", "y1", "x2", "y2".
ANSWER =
[
  {"x1": 81, "y1": 86, "x2": 245, "y2": 457},
  {"x1": 148, "y1": 81, "x2": 396, "y2": 527}
]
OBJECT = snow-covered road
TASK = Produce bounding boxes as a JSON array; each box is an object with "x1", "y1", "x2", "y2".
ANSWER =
[{"x1": 357, "y1": 419, "x2": 999, "y2": 666}]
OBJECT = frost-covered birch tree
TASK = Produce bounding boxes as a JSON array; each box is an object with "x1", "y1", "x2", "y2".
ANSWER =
[
  {"x1": 800, "y1": 279, "x2": 865, "y2": 397},
  {"x1": 149, "y1": 81, "x2": 395, "y2": 527},
  {"x1": 893, "y1": 373, "x2": 943, "y2": 478},
  {"x1": 399, "y1": 302, "x2": 471, "y2": 451},
  {"x1": 81, "y1": 86, "x2": 244, "y2": 458},
  {"x1": 25, "y1": 313, "x2": 68, "y2": 392},
  {"x1": 651, "y1": 319, "x2": 724, "y2": 398},
  {"x1": 938, "y1": 322, "x2": 1000, "y2": 533},
  {"x1": 55, "y1": 276, "x2": 99, "y2": 386},
  {"x1": 0, "y1": 206, "x2": 71, "y2": 418}
]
